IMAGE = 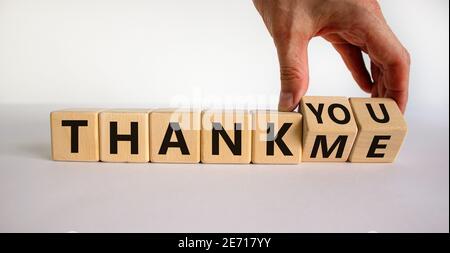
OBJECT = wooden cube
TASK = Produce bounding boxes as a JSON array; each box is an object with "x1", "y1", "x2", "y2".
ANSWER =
[
  {"x1": 99, "y1": 109, "x2": 150, "y2": 163},
  {"x1": 50, "y1": 109, "x2": 101, "y2": 161},
  {"x1": 252, "y1": 111, "x2": 302, "y2": 164},
  {"x1": 201, "y1": 110, "x2": 252, "y2": 164},
  {"x1": 300, "y1": 96, "x2": 358, "y2": 162},
  {"x1": 349, "y1": 98, "x2": 407, "y2": 163},
  {"x1": 149, "y1": 109, "x2": 201, "y2": 163}
]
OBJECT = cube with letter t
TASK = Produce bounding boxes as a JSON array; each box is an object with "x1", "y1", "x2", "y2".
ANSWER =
[
  {"x1": 300, "y1": 96, "x2": 358, "y2": 162},
  {"x1": 50, "y1": 109, "x2": 102, "y2": 161},
  {"x1": 348, "y1": 98, "x2": 407, "y2": 163}
]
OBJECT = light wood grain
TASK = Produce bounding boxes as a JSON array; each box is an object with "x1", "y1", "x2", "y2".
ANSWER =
[
  {"x1": 50, "y1": 99, "x2": 407, "y2": 164},
  {"x1": 349, "y1": 98, "x2": 407, "y2": 163},
  {"x1": 150, "y1": 109, "x2": 201, "y2": 163},
  {"x1": 99, "y1": 109, "x2": 150, "y2": 163},
  {"x1": 252, "y1": 110, "x2": 302, "y2": 164},
  {"x1": 201, "y1": 110, "x2": 252, "y2": 164},
  {"x1": 50, "y1": 109, "x2": 102, "y2": 161},
  {"x1": 300, "y1": 96, "x2": 357, "y2": 162}
]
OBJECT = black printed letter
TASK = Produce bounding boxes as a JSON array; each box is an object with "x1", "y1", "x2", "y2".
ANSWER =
[
  {"x1": 366, "y1": 103, "x2": 390, "y2": 123},
  {"x1": 62, "y1": 120, "x2": 88, "y2": 153},
  {"x1": 266, "y1": 123, "x2": 293, "y2": 156},
  {"x1": 328, "y1": 104, "x2": 351, "y2": 125},
  {"x1": 306, "y1": 103, "x2": 324, "y2": 124},
  {"x1": 158, "y1": 122, "x2": 190, "y2": 155},
  {"x1": 310, "y1": 135, "x2": 348, "y2": 158},
  {"x1": 212, "y1": 123, "x2": 242, "y2": 156},
  {"x1": 367, "y1": 135, "x2": 391, "y2": 158},
  {"x1": 110, "y1": 122, "x2": 139, "y2": 154}
]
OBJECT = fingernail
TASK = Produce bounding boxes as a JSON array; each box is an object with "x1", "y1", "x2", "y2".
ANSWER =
[{"x1": 278, "y1": 91, "x2": 294, "y2": 111}]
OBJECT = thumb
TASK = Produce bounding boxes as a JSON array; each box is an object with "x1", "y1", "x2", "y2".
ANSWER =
[{"x1": 276, "y1": 38, "x2": 310, "y2": 112}]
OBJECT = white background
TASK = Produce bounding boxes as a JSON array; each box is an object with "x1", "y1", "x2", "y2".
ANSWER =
[
  {"x1": 0, "y1": 0, "x2": 449, "y2": 111},
  {"x1": 0, "y1": 0, "x2": 448, "y2": 233}
]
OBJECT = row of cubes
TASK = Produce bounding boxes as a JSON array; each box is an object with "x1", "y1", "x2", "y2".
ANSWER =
[{"x1": 50, "y1": 97, "x2": 408, "y2": 164}]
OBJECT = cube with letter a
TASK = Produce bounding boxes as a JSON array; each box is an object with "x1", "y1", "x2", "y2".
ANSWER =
[{"x1": 150, "y1": 109, "x2": 201, "y2": 163}]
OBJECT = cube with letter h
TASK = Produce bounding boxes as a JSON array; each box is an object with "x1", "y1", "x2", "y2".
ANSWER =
[
  {"x1": 349, "y1": 98, "x2": 407, "y2": 163},
  {"x1": 300, "y1": 96, "x2": 358, "y2": 162},
  {"x1": 99, "y1": 109, "x2": 151, "y2": 162}
]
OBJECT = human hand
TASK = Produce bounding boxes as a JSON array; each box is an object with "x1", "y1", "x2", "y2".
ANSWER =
[{"x1": 253, "y1": 0, "x2": 410, "y2": 113}]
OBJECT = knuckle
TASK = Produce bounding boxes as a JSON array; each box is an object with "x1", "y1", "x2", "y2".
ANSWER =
[
  {"x1": 389, "y1": 48, "x2": 411, "y2": 70},
  {"x1": 368, "y1": 0, "x2": 382, "y2": 12},
  {"x1": 357, "y1": 0, "x2": 382, "y2": 14},
  {"x1": 280, "y1": 66, "x2": 304, "y2": 81}
]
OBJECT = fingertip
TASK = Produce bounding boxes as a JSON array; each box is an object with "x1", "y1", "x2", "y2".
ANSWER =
[
  {"x1": 354, "y1": 75, "x2": 373, "y2": 93},
  {"x1": 275, "y1": 36, "x2": 310, "y2": 112},
  {"x1": 278, "y1": 81, "x2": 308, "y2": 112},
  {"x1": 359, "y1": 82, "x2": 373, "y2": 94},
  {"x1": 277, "y1": 67, "x2": 309, "y2": 112},
  {"x1": 385, "y1": 90, "x2": 408, "y2": 114},
  {"x1": 399, "y1": 104, "x2": 406, "y2": 114},
  {"x1": 278, "y1": 91, "x2": 296, "y2": 112},
  {"x1": 278, "y1": 90, "x2": 304, "y2": 112},
  {"x1": 394, "y1": 99, "x2": 406, "y2": 114},
  {"x1": 371, "y1": 84, "x2": 378, "y2": 98}
]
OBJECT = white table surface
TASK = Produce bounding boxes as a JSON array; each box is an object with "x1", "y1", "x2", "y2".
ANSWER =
[{"x1": 0, "y1": 105, "x2": 448, "y2": 232}]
